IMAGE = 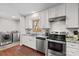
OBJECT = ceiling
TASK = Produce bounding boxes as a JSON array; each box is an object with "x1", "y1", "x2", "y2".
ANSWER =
[{"x1": 0, "y1": 3, "x2": 60, "y2": 20}]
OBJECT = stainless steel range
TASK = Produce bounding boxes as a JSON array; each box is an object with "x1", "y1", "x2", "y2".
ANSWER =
[{"x1": 46, "y1": 32, "x2": 66, "y2": 56}]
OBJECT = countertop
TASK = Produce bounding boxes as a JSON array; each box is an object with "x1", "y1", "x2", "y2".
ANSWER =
[
  {"x1": 21, "y1": 34, "x2": 37, "y2": 37},
  {"x1": 21, "y1": 34, "x2": 79, "y2": 44}
]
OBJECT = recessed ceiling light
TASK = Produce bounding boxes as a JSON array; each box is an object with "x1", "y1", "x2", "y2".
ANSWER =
[
  {"x1": 12, "y1": 16, "x2": 16, "y2": 18},
  {"x1": 32, "y1": 11, "x2": 36, "y2": 14}
]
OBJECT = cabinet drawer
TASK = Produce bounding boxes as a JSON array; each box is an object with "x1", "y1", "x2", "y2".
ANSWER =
[
  {"x1": 67, "y1": 52, "x2": 79, "y2": 56},
  {"x1": 67, "y1": 42, "x2": 79, "y2": 50},
  {"x1": 67, "y1": 47, "x2": 79, "y2": 56},
  {"x1": 67, "y1": 47, "x2": 79, "y2": 52},
  {"x1": 67, "y1": 51, "x2": 79, "y2": 56}
]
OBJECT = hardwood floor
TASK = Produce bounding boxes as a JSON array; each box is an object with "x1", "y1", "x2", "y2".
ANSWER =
[{"x1": 0, "y1": 45, "x2": 45, "y2": 56}]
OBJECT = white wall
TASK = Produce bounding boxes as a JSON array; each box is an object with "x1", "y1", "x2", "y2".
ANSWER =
[{"x1": 0, "y1": 18, "x2": 19, "y2": 32}]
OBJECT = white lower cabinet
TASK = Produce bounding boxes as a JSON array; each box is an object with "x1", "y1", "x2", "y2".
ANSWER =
[
  {"x1": 21, "y1": 35, "x2": 36, "y2": 50},
  {"x1": 21, "y1": 35, "x2": 28, "y2": 46},
  {"x1": 29, "y1": 36, "x2": 36, "y2": 49},
  {"x1": 66, "y1": 42, "x2": 79, "y2": 56}
]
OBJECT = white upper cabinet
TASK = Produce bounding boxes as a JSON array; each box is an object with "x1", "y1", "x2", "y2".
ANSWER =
[
  {"x1": 48, "y1": 7, "x2": 55, "y2": 18},
  {"x1": 25, "y1": 15, "x2": 32, "y2": 29},
  {"x1": 20, "y1": 16, "x2": 26, "y2": 34},
  {"x1": 25, "y1": 16, "x2": 29, "y2": 28},
  {"x1": 48, "y1": 4, "x2": 66, "y2": 18},
  {"x1": 66, "y1": 3, "x2": 79, "y2": 28},
  {"x1": 39, "y1": 9, "x2": 49, "y2": 28},
  {"x1": 55, "y1": 4, "x2": 66, "y2": 17}
]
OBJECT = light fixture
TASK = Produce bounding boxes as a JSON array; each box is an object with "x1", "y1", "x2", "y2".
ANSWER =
[
  {"x1": 12, "y1": 16, "x2": 16, "y2": 19},
  {"x1": 32, "y1": 13, "x2": 40, "y2": 19},
  {"x1": 32, "y1": 11, "x2": 36, "y2": 14},
  {"x1": 11, "y1": 16, "x2": 20, "y2": 21}
]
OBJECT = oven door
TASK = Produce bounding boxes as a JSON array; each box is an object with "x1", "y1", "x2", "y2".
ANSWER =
[{"x1": 48, "y1": 41, "x2": 66, "y2": 56}]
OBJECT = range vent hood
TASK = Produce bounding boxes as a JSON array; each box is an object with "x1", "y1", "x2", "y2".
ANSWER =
[{"x1": 49, "y1": 16, "x2": 66, "y2": 22}]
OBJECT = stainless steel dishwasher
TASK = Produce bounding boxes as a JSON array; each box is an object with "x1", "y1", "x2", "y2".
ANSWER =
[{"x1": 36, "y1": 37, "x2": 45, "y2": 53}]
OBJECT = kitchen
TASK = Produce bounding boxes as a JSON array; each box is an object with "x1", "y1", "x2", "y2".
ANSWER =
[{"x1": 0, "y1": 3, "x2": 79, "y2": 56}]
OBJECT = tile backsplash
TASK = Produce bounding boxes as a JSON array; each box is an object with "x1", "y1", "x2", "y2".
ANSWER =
[{"x1": 66, "y1": 28, "x2": 79, "y2": 36}]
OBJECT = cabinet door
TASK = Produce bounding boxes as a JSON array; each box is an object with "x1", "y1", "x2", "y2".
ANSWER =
[
  {"x1": 25, "y1": 15, "x2": 32, "y2": 29},
  {"x1": 25, "y1": 16, "x2": 30, "y2": 28},
  {"x1": 55, "y1": 4, "x2": 66, "y2": 17},
  {"x1": 66, "y1": 3, "x2": 79, "y2": 28},
  {"x1": 21, "y1": 36, "x2": 36, "y2": 49},
  {"x1": 20, "y1": 35, "x2": 24, "y2": 44},
  {"x1": 30, "y1": 36, "x2": 36, "y2": 49},
  {"x1": 67, "y1": 47, "x2": 79, "y2": 56},
  {"x1": 66, "y1": 42, "x2": 79, "y2": 56},
  {"x1": 25, "y1": 36, "x2": 31, "y2": 47},
  {"x1": 39, "y1": 10, "x2": 49, "y2": 28},
  {"x1": 48, "y1": 7, "x2": 55, "y2": 18},
  {"x1": 21, "y1": 36, "x2": 33, "y2": 47},
  {"x1": 21, "y1": 35, "x2": 28, "y2": 45},
  {"x1": 20, "y1": 16, "x2": 26, "y2": 34},
  {"x1": 29, "y1": 15, "x2": 32, "y2": 28}
]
